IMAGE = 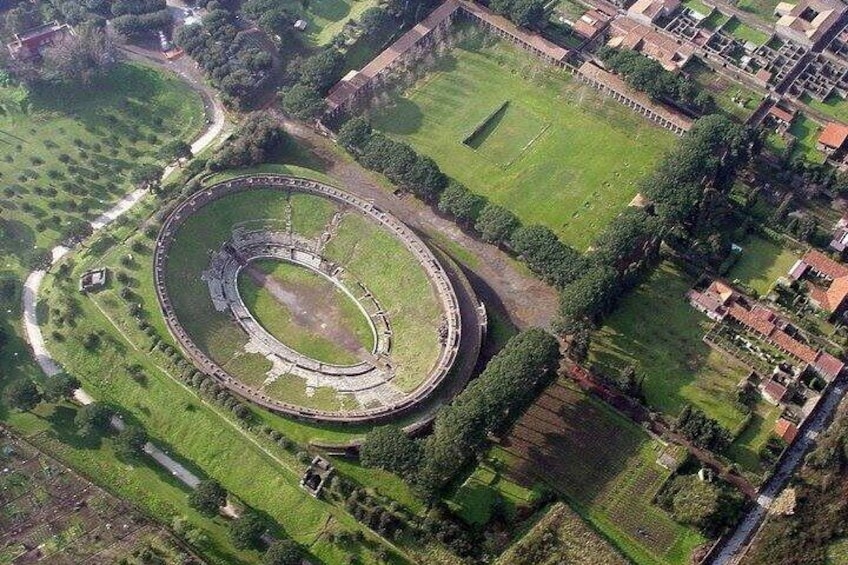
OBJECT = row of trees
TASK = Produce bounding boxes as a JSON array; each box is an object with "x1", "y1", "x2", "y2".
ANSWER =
[
  {"x1": 597, "y1": 47, "x2": 713, "y2": 114},
  {"x1": 188, "y1": 478, "x2": 302, "y2": 563},
  {"x1": 360, "y1": 329, "x2": 561, "y2": 501},
  {"x1": 558, "y1": 115, "x2": 755, "y2": 333},
  {"x1": 488, "y1": 0, "x2": 548, "y2": 32},
  {"x1": 336, "y1": 117, "x2": 586, "y2": 287},
  {"x1": 175, "y1": 6, "x2": 273, "y2": 109}
]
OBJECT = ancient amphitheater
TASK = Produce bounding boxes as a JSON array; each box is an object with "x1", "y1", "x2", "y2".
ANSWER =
[{"x1": 154, "y1": 174, "x2": 480, "y2": 424}]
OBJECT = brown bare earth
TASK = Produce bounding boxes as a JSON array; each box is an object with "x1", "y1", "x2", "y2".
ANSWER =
[{"x1": 242, "y1": 261, "x2": 371, "y2": 360}]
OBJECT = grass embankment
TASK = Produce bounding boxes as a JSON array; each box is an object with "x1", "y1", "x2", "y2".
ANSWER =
[
  {"x1": 370, "y1": 31, "x2": 675, "y2": 250},
  {"x1": 323, "y1": 213, "x2": 442, "y2": 392}
]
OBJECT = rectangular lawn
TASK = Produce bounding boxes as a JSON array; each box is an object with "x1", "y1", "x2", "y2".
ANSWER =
[
  {"x1": 727, "y1": 234, "x2": 801, "y2": 295},
  {"x1": 370, "y1": 33, "x2": 676, "y2": 249},
  {"x1": 589, "y1": 262, "x2": 751, "y2": 431}
]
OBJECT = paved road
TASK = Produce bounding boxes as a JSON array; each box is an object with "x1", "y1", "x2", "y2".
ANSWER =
[
  {"x1": 709, "y1": 378, "x2": 847, "y2": 564},
  {"x1": 20, "y1": 53, "x2": 227, "y2": 490}
]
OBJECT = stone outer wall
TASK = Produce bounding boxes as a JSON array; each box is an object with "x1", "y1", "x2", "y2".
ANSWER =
[{"x1": 154, "y1": 174, "x2": 465, "y2": 424}]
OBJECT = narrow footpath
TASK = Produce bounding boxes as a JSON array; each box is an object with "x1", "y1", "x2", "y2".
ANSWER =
[{"x1": 21, "y1": 56, "x2": 227, "y2": 489}]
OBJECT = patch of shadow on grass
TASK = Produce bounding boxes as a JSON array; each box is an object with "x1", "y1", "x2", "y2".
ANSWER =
[
  {"x1": 377, "y1": 98, "x2": 424, "y2": 135},
  {"x1": 309, "y1": 0, "x2": 352, "y2": 22}
]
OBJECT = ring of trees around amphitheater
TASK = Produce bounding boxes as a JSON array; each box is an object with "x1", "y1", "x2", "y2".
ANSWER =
[{"x1": 154, "y1": 174, "x2": 467, "y2": 423}]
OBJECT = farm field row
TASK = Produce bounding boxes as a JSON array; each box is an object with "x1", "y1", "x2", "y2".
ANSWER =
[
  {"x1": 370, "y1": 31, "x2": 676, "y2": 250},
  {"x1": 494, "y1": 379, "x2": 704, "y2": 565}
]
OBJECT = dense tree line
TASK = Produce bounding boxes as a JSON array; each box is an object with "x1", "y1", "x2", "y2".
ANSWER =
[
  {"x1": 598, "y1": 47, "x2": 713, "y2": 114},
  {"x1": 208, "y1": 113, "x2": 290, "y2": 171},
  {"x1": 674, "y1": 405, "x2": 732, "y2": 454},
  {"x1": 361, "y1": 329, "x2": 560, "y2": 501},
  {"x1": 337, "y1": 117, "x2": 584, "y2": 286},
  {"x1": 558, "y1": 114, "x2": 754, "y2": 331},
  {"x1": 488, "y1": 0, "x2": 548, "y2": 31},
  {"x1": 175, "y1": 6, "x2": 273, "y2": 108}
]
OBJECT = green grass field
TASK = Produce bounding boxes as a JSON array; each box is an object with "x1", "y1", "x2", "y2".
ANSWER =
[
  {"x1": 789, "y1": 113, "x2": 826, "y2": 164},
  {"x1": 589, "y1": 261, "x2": 782, "y2": 475},
  {"x1": 165, "y1": 184, "x2": 442, "y2": 406},
  {"x1": 323, "y1": 213, "x2": 442, "y2": 392},
  {"x1": 727, "y1": 235, "x2": 801, "y2": 295},
  {"x1": 0, "y1": 64, "x2": 203, "y2": 280},
  {"x1": 370, "y1": 32, "x2": 676, "y2": 250},
  {"x1": 238, "y1": 259, "x2": 373, "y2": 366},
  {"x1": 497, "y1": 502, "x2": 629, "y2": 565},
  {"x1": 278, "y1": 0, "x2": 381, "y2": 45},
  {"x1": 498, "y1": 380, "x2": 703, "y2": 565},
  {"x1": 682, "y1": 0, "x2": 712, "y2": 17},
  {"x1": 590, "y1": 262, "x2": 751, "y2": 431},
  {"x1": 724, "y1": 18, "x2": 770, "y2": 45},
  {"x1": 804, "y1": 93, "x2": 848, "y2": 126}
]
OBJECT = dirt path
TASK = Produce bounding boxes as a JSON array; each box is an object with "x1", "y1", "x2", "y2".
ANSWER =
[
  {"x1": 276, "y1": 114, "x2": 559, "y2": 330},
  {"x1": 242, "y1": 262, "x2": 369, "y2": 359}
]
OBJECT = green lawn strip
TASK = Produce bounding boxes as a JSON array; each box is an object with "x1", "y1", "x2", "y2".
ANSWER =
[
  {"x1": 323, "y1": 213, "x2": 442, "y2": 393},
  {"x1": 682, "y1": 0, "x2": 712, "y2": 17},
  {"x1": 40, "y1": 270, "x2": 404, "y2": 565},
  {"x1": 447, "y1": 462, "x2": 536, "y2": 526},
  {"x1": 237, "y1": 259, "x2": 370, "y2": 366},
  {"x1": 728, "y1": 401, "x2": 780, "y2": 476},
  {"x1": 369, "y1": 32, "x2": 675, "y2": 250},
  {"x1": 723, "y1": 18, "x2": 769, "y2": 45},
  {"x1": 288, "y1": 0, "x2": 382, "y2": 46},
  {"x1": 589, "y1": 262, "x2": 750, "y2": 431},
  {"x1": 0, "y1": 62, "x2": 203, "y2": 277},
  {"x1": 804, "y1": 93, "x2": 848, "y2": 125},
  {"x1": 735, "y1": 0, "x2": 782, "y2": 22},
  {"x1": 789, "y1": 113, "x2": 826, "y2": 164},
  {"x1": 726, "y1": 234, "x2": 801, "y2": 295},
  {"x1": 202, "y1": 164, "x2": 336, "y2": 186}
]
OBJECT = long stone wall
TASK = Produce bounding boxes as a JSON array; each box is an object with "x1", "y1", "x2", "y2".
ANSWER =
[{"x1": 153, "y1": 175, "x2": 465, "y2": 424}]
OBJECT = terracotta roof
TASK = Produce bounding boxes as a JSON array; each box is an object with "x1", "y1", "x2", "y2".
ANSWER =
[
  {"x1": 770, "y1": 328, "x2": 818, "y2": 363},
  {"x1": 801, "y1": 250, "x2": 848, "y2": 279},
  {"x1": 727, "y1": 303, "x2": 776, "y2": 336},
  {"x1": 813, "y1": 351, "x2": 844, "y2": 380},
  {"x1": 573, "y1": 9, "x2": 611, "y2": 39},
  {"x1": 688, "y1": 289, "x2": 725, "y2": 315},
  {"x1": 769, "y1": 105, "x2": 796, "y2": 124},
  {"x1": 326, "y1": 0, "x2": 570, "y2": 111},
  {"x1": 763, "y1": 378, "x2": 789, "y2": 403},
  {"x1": 707, "y1": 280, "x2": 736, "y2": 303},
  {"x1": 818, "y1": 122, "x2": 848, "y2": 149},
  {"x1": 774, "y1": 417, "x2": 799, "y2": 443}
]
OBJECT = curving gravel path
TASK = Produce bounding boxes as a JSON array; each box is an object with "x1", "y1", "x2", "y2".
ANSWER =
[{"x1": 20, "y1": 58, "x2": 227, "y2": 488}]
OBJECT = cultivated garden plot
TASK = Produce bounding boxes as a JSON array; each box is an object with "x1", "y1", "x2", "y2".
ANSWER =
[
  {"x1": 495, "y1": 379, "x2": 704, "y2": 565},
  {"x1": 370, "y1": 32, "x2": 676, "y2": 250},
  {"x1": 0, "y1": 432, "x2": 193, "y2": 564}
]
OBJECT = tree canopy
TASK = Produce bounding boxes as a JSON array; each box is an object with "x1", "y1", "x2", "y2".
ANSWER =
[
  {"x1": 189, "y1": 479, "x2": 228, "y2": 517},
  {"x1": 263, "y1": 539, "x2": 302, "y2": 565},
  {"x1": 4, "y1": 380, "x2": 43, "y2": 412},
  {"x1": 41, "y1": 373, "x2": 81, "y2": 402},
  {"x1": 360, "y1": 425, "x2": 422, "y2": 480},
  {"x1": 229, "y1": 510, "x2": 267, "y2": 550}
]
